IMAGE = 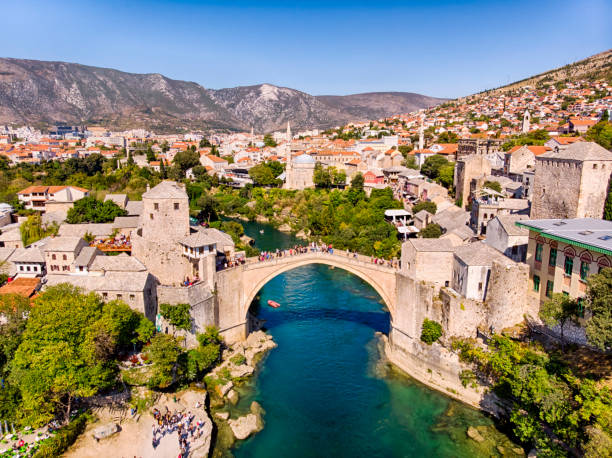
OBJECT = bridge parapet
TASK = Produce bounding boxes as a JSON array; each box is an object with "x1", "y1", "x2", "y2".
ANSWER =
[{"x1": 241, "y1": 249, "x2": 400, "y2": 273}]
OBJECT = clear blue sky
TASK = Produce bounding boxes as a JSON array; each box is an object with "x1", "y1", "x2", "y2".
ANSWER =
[{"x1": 3, "y1": 0, "x2": 611, "y2": 98}]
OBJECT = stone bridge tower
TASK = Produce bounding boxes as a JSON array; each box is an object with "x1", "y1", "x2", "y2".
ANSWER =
[{"x1": 132, "y1": 181, "x2": 192, "y2": 285}]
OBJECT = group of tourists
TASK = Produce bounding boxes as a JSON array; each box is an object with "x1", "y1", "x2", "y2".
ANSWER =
[
  {"x1": 151, "y1": 408, "x2": 207, "y2": 456},
  {"x1": 257, "y1": 242, "x2": 336, "y2": 262},
  {"x1": 370, "y1": 256, "x2": 399, "y2": 269},
  {"x1": 182, "y1": 276, "x2": 200, "y2": 287}
]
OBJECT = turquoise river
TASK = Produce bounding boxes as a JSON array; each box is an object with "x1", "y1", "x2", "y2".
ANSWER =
[{"x1": 221, "y1": 220, "x2": 520, "y2": 457}]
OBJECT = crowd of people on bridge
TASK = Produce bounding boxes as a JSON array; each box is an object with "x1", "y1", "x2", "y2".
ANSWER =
[
  {"x1": 257, "y1": 242, "x2": 335, "y2": 262},
  {"x1": 151, "y1": 407, "x2": 207, "y2": 456}
]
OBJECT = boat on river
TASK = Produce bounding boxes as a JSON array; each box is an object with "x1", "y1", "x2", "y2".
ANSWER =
[{"x1": 267, "y1": 300, "x2": 281, "y2": 308}]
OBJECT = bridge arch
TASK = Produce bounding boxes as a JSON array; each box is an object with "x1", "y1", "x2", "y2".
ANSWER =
[{"x1": 240, "y1": 255, "x2": 397, "y2": 323}]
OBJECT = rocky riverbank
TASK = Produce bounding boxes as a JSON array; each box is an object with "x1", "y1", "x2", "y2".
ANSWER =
[{"x1": 205, "y1": 330, "x2": 277, "y2": 453}]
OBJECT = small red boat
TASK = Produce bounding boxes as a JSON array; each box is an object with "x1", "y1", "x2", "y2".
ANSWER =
[{"x1": 267, "y1": 300, "x2": 281, "y2": 308}]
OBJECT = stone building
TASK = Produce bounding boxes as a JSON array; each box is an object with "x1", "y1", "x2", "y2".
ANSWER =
[
  {"x1": 284, "y1": 154, "x2": 315, "y2": 190},
  {"x1": 517, "y1": 218, "x2": 612, "y2": 305},
  {"x1": 457, "y1": 138, "x2": 504, "y2": 160},
  {"x1": 452, "y1": 242, "x2": 516, "y2": 301},
  {"x1": 485, "y1": 215, "x2": 529, "y2": 262},
  {"x1": 530, "y1": 142, "x2": 612, "y2": 220},
  {"x1": 454, "y1": 155, "x2": 491, "y2": 209},
  {"x1": 401, "y1": 238, "x2": 454, "y2": 286},
  {"x1": 131, "y1": 181, "x2": 193, "y2": 285},
  {"x1": 44, "y1": 236, "x2": 88, "y2": 273},
  {"x1": 469, "y1": 191, "x2": 530, "y2": 236}
]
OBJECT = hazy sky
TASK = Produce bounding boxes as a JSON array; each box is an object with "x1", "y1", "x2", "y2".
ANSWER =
[{"x1": 3, "y1": 0, "x2": 611, "y2": 98}]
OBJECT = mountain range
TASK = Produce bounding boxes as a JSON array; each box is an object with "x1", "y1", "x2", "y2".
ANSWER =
[{"x1": 0, "y1": 58, "x2": 446, "y2": 133}]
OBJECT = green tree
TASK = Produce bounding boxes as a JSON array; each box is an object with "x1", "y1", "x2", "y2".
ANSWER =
[
  {"x1": 145, "y1": 334, "x2": 183, "y2": 389},
  {"x1": 585, "y1": 268, "x2": 612, "y2": 351},
  {"x1": 10, "y1": 285, "x2": 117, "y2": 425},
  {"x1": 412, "y1": 201, "x2": 437, "y2": 214},
  {"x1": 313, "y1": 163, "x2": 333, "y2": 188},
  {"x1": 604, "y1": 190, "x2": 612, "y2": 221},
  {"x1": 420, "y1": 319, "x2": 442, "y2": 344},
  {"x1": 585, "y1": 121, "x2": 612, "y2": 150},
  {"x1": 172, "y1": 150, "x2": 200, "y2": 177},
  {"x1": 263, "y1": 134, "x2": 277, "y2": 147},
  {"x1": 420, "y1": 223, "x2": 442, "y2": 238},
  {"x1": 20, "y1": 214, "x2": 58, "y2": 246},
  {"x1": 249, "y1": 162, "x2": 282, "y2": 187},
  {"x1": 403, "y1": 155, "x2": 419, "y2": 169},
  {"x1": 539, "y1": 293, "x2": 580, "y2": 351},
  {"x1": 421, "y1": 155, "x2": 449, "y2": 179},
  {"x1": 437, "y1": 163, "x2": 455, "y2": 189},
  {"x1": 437, "y1": 131, "x2": 458, "y2": 143},
  {"x1": 350, "y1": 172, "x2": 364, "y2": 192},
  {"x1": 159, "y1": 303, "x2": 192, "y2": 332},
  {"x1": 66, "y1": 196, "x2": 127, "y2": 224}
]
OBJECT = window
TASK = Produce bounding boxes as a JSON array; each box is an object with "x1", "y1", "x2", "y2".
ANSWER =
[
  {"x1": 546, "y1": 280, "x2": 554, "y2": 298},
  {"x1": 577, "y1": 297, "x2": 585, "y2": 317},
  {"x1": 174, "y1": 202, "x2": 180, "y2": 210},
  {"x1": 150, "y1": 213, "x2": 154, "y2": 220},
  {"x1": 549, "y1": 248, "x2": 557, "y2": 267},
  {"x1": 62, "y1": 266, "x2": 69, "y2": 271},
  {"x1": 19, "y1": 265, "x2": 24, "y2": 271},
  {"x1": 130, "y1": 294, "x2": 135, "y2": 301},
  {"x1": 580, "y1": 261, "x2": 589, "y2": 281},
  {"x1": 535, "y1": 243, "x2": 543, "y2": 262},
  {"x1": 52, "y1": 254, "x2": 56, "y2": 260},
  {"x1": 533, "y1": 275, "x2": 540, "y2": 292},
  {"x1": 26, "y1": 266, "x2": 31, "y2": 272},
  {"x1": 154, "y1": 203, "x2": 159, "y2": 210},
  {"x1": 62, "y1": 254, "x2": 67, "y2": 261},
  {"x1": 564, "y1": 256, "x2": 573, "y2": 276},
  {"x1": 102, "y1": 292, "x2": 108, "y2": 299},
  {"x1": 117, "y1": 294, "x2": 122, "y2": 300}
]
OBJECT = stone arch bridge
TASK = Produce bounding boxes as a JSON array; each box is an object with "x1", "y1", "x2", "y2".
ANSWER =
[{"x1": 214, "y1": 250, "x2": 401, "y2": 343}]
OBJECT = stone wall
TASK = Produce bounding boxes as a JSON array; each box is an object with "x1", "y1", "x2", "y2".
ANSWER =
[
  {"x1": 214, "y1": 267, "x2": 248, "y2": 342},
  {"x1": 485, "y1": 260, "x2": 537, "y2": 331},
  {"x1": 157, "y1": 282, "x2": 216, "y2": 347},
  {"x1": 455, "y1": 155, "x2": 491, "y2": 209},
  {"x1": 132, "y1": 232, "x2": 192, "y2": 286},
  {"x1": 531, "y1": 158, "x2": 583, "y2": 219}
]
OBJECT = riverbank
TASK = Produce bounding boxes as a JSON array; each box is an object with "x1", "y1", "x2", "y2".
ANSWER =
[
  {"x1": 204, "y1": 330, "x2": 277, "y2": 454},
  {"x1": 382, "y1": 333, "x2": 503, "y2": 416}
]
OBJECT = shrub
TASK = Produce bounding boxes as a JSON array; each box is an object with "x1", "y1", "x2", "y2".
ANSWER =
[
  {"x1": 230, "y1": 354, "x2": 246, "y2": 366},
  {"x1": 33, "y1": 413, "x2": 90, "y2": 458},
  {"x1": 420, "y1": 319, "x2": 443, "y2": 345}
]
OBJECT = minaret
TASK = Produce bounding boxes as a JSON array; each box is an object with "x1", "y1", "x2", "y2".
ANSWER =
[
  {"x1": 522, "y1": 109, "x2": 531, "y2": 133},
  {"x1": 418, "y1": 119, "x2": 424, "y2": 151},
  {"x1": 285, "y1": 121, "x2": 292, "y2": 162}
]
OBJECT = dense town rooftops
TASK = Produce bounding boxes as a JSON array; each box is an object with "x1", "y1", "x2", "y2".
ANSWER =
[{"x1": 516, "y1": 218, "x2": 612, "y2": 256}]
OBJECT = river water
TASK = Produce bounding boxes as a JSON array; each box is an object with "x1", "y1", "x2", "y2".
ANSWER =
[{"x1": 225, "y1": 220, "x2": 519, "y2": 457}]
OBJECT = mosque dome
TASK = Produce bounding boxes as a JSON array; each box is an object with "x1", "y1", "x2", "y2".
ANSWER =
[{"x1": 293, "y1": 154, "x2": 315, "y2": 164}]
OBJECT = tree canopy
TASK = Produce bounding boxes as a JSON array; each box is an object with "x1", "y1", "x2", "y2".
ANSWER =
[
  {"x1": 585, "y1": 267, "x2": 612, "y2": 351},
  {"x1": 9, "y1": 284, "x2": 152, "y2": 426},
  {"x1": 585, "y1": 121, "x2": 612, "y2": 150},
  {"x1": 66, "y1": 196, "x2": 127, "y2": 224}
]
